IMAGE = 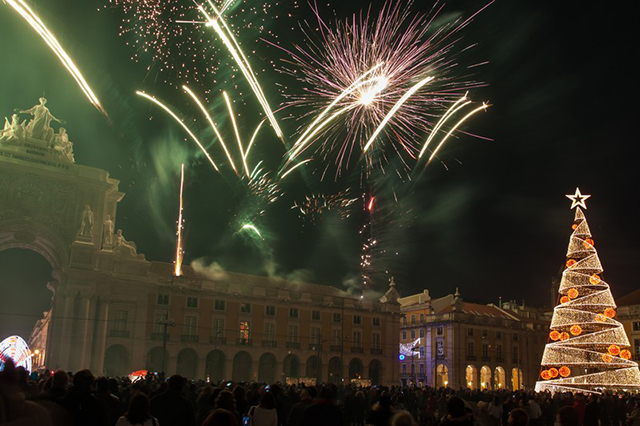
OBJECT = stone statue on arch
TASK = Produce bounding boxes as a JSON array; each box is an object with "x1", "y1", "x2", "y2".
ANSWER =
[{"x1": 14, "y1": 97, "x2": 66, "y2": 143}]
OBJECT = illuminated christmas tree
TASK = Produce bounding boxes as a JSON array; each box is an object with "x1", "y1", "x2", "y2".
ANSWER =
[{"x1": 535, "y1": 188, "x2": 640, "y2": 393}]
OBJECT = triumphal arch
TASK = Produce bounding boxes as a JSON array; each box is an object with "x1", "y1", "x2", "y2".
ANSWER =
[{"x1": 0, "y1": 99, "x2": 400, "y2": 385}]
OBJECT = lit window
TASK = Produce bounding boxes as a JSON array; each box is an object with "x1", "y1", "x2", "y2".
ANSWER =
[{"x1": 239, "y1": 321, "x2": 250, "y2": 341}]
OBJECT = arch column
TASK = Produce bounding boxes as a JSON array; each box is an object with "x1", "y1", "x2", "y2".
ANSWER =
[
  {"x1": 56, "y1": 290, "x2": 77, "y2": 369},
  {"x1": 196, "y1": 354, "x2": 206, "y2": 380},
  {"x1": 72, "y1": 294, "x2": 92, "y2": 370},
  {"x1": 90, "y1": 297, "x2": 109, "y2": 374}
]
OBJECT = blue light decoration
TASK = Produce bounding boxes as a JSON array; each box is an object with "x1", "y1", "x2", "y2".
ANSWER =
[
  {"x1": 399, "y1": 354, "x2": 406, "y2": 361},
  {"x1": 0, "y1": 335, "x2": 32, "y2": 372}
]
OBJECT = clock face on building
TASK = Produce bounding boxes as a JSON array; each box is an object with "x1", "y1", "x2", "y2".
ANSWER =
[{"x1": 436, "y1": 340, "x2": 444, "y2": 358}]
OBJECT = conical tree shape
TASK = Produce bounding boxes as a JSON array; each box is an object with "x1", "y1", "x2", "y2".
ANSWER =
[{"x1": 535, "y1": 204, "x2": 640, "y2": 393}]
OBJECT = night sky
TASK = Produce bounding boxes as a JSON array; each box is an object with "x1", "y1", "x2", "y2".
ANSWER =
[{"x1": 1, "y1": 1, "x2": 639, "y2": 339}]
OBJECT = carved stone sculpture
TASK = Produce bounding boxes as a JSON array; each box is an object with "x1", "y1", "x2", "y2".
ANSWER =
[
  {"x1": 14, "y1": 97, "x2": 65, "y2": 143},
  {"x1": 114, "y1": 229, "x2": 144, "y2": 260},
  {"x1": 77, "y1": 205, "x2": 94, "y2": 237},
  {"x1": 102, "y1": 215, "x2": 114, "y2": 249},
  {"x1": 0, "y1": 114, "x2": 26, "y2": 143},
  {"x1": 52, "y1": 127, "x2": 74, "y2": 162}
]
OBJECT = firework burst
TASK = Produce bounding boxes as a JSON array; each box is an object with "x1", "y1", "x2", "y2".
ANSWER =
[
  {"x1": 100, "y1": 0, "x2": 285, "y2": 89},
  {"x1": 292, "y1": 190, "x2": 358, "y2": 224},
  {"x1": 280, "y1": 0, "x2": 490, "y2": 180}
]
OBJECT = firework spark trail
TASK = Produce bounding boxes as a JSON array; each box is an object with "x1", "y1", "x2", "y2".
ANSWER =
[
  {"x1": 174, "y1": 163, "x2": 185, "y2": 277},
  {"x1": 425, "y1": 103, "x2": 489, "y2": 164},
  {"x1": 222, "y1": 91, "x2": 250, "y2": 176},
  {"x1": 244, "y1": 119, "x2": 266, "y2": 164},
  {"x1": 241, "y1": 223, "x2": 264, "y2": 240},
  {"x1": 418, "y1": 94, "x2": 471, "y2": 158},
  {"x1": 362, "y1": 76, "x2": 434, "y2": 153},
  {"x1": 136, "y1": 91, "x2": 220, "y2": 172},
  {"x1": 279, "y1": 158, "x2": 312, "y2": 180},
  {"x1": 197, "y1": 1, "x2": 283, "y2": 139},
  {"x1": 6, "y1": 0, "x2": 107, "y2": 117},
  {"x1": 182, "y1": 85, "x2": 237, "y2": 174}
]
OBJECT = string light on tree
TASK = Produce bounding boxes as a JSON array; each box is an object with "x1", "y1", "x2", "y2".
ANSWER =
[{"x1": 535, "y1": 189, "x2": 640, "y2": 394}]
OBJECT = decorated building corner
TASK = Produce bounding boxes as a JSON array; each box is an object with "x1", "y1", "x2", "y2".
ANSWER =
[{"x1": 535, "y1": 188, "x2": 640, "y2": 393}]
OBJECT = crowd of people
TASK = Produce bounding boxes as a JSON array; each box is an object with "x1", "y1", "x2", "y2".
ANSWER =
[{"x1": 2, "y1": 359, "x2": 640, "y2": 426}]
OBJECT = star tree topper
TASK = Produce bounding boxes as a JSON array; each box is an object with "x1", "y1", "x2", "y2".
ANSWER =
[{"x1": 566, "y1": 187, "x2": 591, "y2": 209}]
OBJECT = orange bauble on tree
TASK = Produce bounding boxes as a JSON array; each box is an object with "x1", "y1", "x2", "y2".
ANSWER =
[
  {"x1": 604, "y1": 308, "x2": 616, "y2": 319},
  {"x1": 620, "y1": 350, "x2": 632, "y2": 360},
  {"x1": 583, "y1": 238, "x2": 594, "y2": 249},
  {"x1": 549, "y1": 368, "x2": 559, "y2": 378},
  {"x1": 570, "y1": 325, "x2": 582, "y2": 336},
  {"x1": 540, "y1": 370, "x2": 551, "y2": 380},
  {"x1": 559, "y1": 366, "x2": 571, "y2": 377},
  {"x1": 566, "y1": 259, "x2": 577, "y2": 268},
  {"x1": 550, "y1": 330, "x2": 561, "y2": 341},
  {"x1": 560, "y1": 332, "x2": 570, "y2": 341},
  {"x1": 602, "y1": 353, "x2": 613, "y2": 363},
  {"x1": 560, "y1": 296, "x2": 570, "y2": 304},
  {"x1": 590, "y1": 274, "x2": 601, "y2": 285},
  {"x1": 608, "y1": 345, "x2": 620, "y2": 356},
  {"x1": 567, "y1": 288, "x2": 579, "y2": 299}
]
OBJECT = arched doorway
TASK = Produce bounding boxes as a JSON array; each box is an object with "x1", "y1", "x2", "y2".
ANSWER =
[
  {"x1": 147, "y1": 347, "x2": 169, "y2": 373},
  {"x1": 104, "y1": 344, "x2": 129, "y2": 377},
  {"x1": 494, "y1": 366, "x2": 506, "y2": 389},
  {"x1": 0, "y1": 249, "x2": 53, "y2": 342},
  {"x1": 306, "y1": 355, "x2": 321, "y2": 381},
  {"x1": 258, "y1": 353, "x2": 277, "y2": 383},
  {"x1": 369, "y1": 359, "x2": 383, "y2": 386},
  {"x1": 206, "y1": 350, "x2": 225, "y2": 383},
  {"x1": 176, "y1": 348, "x2": 198, "y2": 379},
  {"x1": 511, "y1": 367, "x2": 523, "y2": 390},
  {"x1": 283, "y1": 354, "x2": 300, "y2": 379},
  {"x1": 480, "y1": 365, "x2": 492, "y2": 389},
  {"x1": 232, "y1": 351, "x2": 252, "y2": 382},
  {"x1": 328, "y1": 356, "x2": 342, "y2": 384},
  {"x1": 436, "y1": 364, "x2": 448, "y2": 387},
  {"x1": 348, "y1": 358, "x2": 364, "y2": 380},
  {"x1": 466, "y1": 365, "x2": 478, "y2": 389}
]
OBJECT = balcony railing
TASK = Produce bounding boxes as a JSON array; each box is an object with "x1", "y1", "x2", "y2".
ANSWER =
[
  {"x1": 109, "y1": 329, "x2": 130, "y2": 338},
  {"x1": 481, "y1": 356, "x2": 491, "y2": 362},
  {"x1": 371, "y1": 348, "x2": 383, "y2": 355},
  {"x1": 330, "y1": 345, "x2": 342, "y2": 352},
  {"x1": 181, "y1": 334, "x2": 199, "y2": 343},
  {"x1": 262, "y1": 340, "x2": 277, "y2": 348},
  {"x1": 151, "y1": 332, "x2": 168, "y2": 341},
  {"x1": 236, "y1": 338, "x2": 253, "y2": 346},
  {"x1": 466, "y1": 355, "x2": 476, "y2": 361},
  {"x1": 350, "y1": 346, "x2": 363, "y2": 353},
  {"x1": 286, "y1": 342, "x2": 300, "y2": 349},
  {"x1": 496, "y1": 356, "x2": 504, "y2": 362},
  {"x1": 209, "y1": 336, "x2": 226, "y2": 345}
]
